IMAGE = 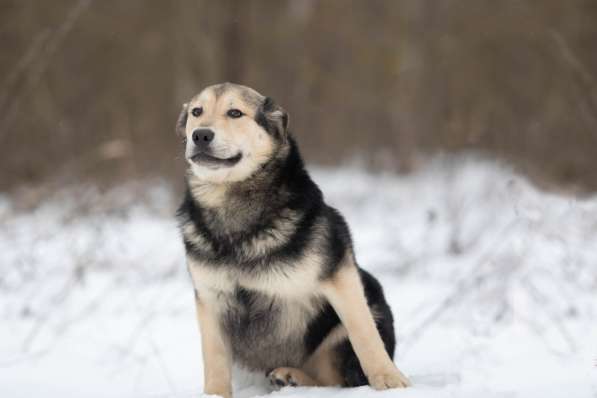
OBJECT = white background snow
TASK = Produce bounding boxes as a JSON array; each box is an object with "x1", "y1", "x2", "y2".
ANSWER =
[{"x1": 1, "y1": 158, "x2": 596, "y2": 398}]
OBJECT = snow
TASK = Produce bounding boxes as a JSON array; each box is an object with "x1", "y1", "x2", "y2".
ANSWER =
[{"x1": 1, "y1": 157, "x2": 596, "y2": 398}]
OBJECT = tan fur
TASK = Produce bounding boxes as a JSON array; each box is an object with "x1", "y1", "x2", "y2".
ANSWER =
[
  {"x1": 302, "y1": 325, "x2": 347, "y2": 386},
  {"x1": 187, "y1": 173, "x2": 230, "y2": 208},
  {"x1": 321, "y1": 254, "x2": 411, "y2": 389},
  {"x1": 188, "y1": 257, "x2": 236, "y2": 297},
  {"x1": 195, "y1": 295, "x2": 232, "y2": 398},
  {"x1": 240, "y1": 253, "x2": 323, "y2": 298},
  {"x1": 187, "y1": 250, "x2": 323, "y2": 300},
  {"x1": 184, "y1": 84, "x2": 276, "y2": 185}
]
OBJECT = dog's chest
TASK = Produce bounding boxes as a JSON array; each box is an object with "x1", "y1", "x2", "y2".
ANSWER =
[
  {"x1": 221, "y1": 286, "x2": 320, "y2": 371},
  {"x1": 187, "y1": 255, "x2": 325, "y2": 370}
]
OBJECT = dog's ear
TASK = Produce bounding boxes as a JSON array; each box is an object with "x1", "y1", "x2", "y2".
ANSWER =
[
  {"x1": 176, "y1": 103, "x2": 188, "y2": 137},
  {"x1": 257, "y1": 97, "x2": 289, "y2": 138}
]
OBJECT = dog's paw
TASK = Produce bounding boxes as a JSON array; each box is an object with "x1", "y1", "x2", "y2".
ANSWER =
[
  {"x1": 368, "y1": 367, "x2": 411, "y2": 390},
  {"x1": 268, "y1": 367, "x2": 301, "y2": 388}
]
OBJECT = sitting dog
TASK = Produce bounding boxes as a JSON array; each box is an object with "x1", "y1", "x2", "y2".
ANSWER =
[{"x1": 176, "y1": 83, "x2": 410, "y2": 398}]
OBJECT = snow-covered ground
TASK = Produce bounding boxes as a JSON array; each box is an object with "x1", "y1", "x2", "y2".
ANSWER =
[{"x1": 1, "y1": 158, "x2": 596, "y2": 398}]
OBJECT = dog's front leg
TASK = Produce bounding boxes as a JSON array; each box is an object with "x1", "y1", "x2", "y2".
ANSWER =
[
  {"x1": 194, "y1": 292, "x2": 232, "y2": 398},
  {"x1": 321, "y1": 261, "x2": 411, "y2": 389}
]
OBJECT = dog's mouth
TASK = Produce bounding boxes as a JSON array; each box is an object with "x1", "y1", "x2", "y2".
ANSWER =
[{"x1": 189, "y1": 151, "x2": 242, "y2": 167}]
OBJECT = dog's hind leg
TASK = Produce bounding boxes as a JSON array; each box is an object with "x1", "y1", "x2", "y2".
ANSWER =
[
  {"x1": 268, "y1": 367, "x2": 318, "y2": 387},
  {"x1": 269, "y1": 325, "x2": 348, "y2": 389},
  {"x1": 301, "y1": 325, "x2": 346, "y2": 386}
]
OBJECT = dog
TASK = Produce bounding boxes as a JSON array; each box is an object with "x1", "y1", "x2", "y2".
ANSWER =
[{"x1": 176, "y1": 83, "x2": 410, "y2": 398}]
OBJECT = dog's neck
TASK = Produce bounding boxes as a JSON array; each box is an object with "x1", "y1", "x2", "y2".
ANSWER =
[
  {"x1": 187, "y1": 169, "x2": 284, "y2": 211},
  {"x1": 185, "y1": 140, "x2": 298, "y2": 236},
  {"x1": 186, "y1": 177, "x2": 233, "y2": 209}
]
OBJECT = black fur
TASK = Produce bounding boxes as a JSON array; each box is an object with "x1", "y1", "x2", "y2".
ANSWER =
[
  {"x1": 304, "y1": 302, "x2": 340, "y2": 355},
  {"x1": 255, "y1": 97, "x2": 288, "y2": 139},
  {"x1": 255, "y1": 109, "x2": 274, "y2": 136},
  {"x1": 178, "y1": 116, "x2": 396, "y2": 384},
  {"x1": 222, "y1": 286, "x2": 309, "y2": 370}
]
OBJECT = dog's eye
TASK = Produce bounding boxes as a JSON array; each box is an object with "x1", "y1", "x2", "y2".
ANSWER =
[
  {"x1": 191, "y1": 107, "x2": 203, "y2": 117},
  {"x1": 227, "y1": 109, "x2": 243, "y2": 118}
]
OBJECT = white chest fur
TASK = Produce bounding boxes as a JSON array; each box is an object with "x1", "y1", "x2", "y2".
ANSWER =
[{"x1": 187, "y1": 252, "x2": 324, "y2": 302}]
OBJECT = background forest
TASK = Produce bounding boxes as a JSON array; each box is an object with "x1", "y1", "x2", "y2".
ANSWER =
[{"x1": 2, "y1": 0, "x2": 597, "y2": 192}]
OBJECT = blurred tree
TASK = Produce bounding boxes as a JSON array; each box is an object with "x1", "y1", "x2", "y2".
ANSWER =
[{"x1": 0, "y1": 0, "x2": 596, "y2": 192}]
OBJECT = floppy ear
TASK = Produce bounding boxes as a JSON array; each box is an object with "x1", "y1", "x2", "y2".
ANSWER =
[
  {"x1": 257, "y1": 97, "x2": 289, "y2": 138},
  {"x1": 176, "y1": 103, "x2": 188, "y2": 137}
]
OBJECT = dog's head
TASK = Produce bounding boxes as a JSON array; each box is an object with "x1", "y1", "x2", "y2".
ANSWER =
[{"x1": 176, "y1": 83, "x2": 289, "y2": 183}]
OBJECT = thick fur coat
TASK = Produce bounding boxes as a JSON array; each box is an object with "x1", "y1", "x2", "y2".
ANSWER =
[{"x1": 176, "y1": 83, "x2": 410, "y2": 398}]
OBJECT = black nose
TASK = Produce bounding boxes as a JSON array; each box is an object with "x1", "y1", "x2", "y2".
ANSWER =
[{"x1": 192, "y1": 129, "x2": 214, "y2": 146}]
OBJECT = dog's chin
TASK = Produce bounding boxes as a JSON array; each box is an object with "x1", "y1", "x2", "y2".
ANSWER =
[
  {"x1": 188, "y1": 151, "x2": 253, "y2": 184},
  {"x1": 188, "y1": 152, "x2": 242, "y2": 169},
  {"x1": 188, "y1": 153, "x2": 264, "y2": 184}
]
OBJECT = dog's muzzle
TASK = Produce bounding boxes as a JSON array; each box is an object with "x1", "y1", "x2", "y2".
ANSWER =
[{"x1": 188, "y1": 128, "x2": 242, "y2": 167}]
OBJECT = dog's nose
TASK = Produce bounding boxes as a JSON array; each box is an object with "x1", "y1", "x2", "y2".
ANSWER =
[{"x1": 192, "y1": 129, "x2": 214, "y2": 146}]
